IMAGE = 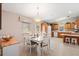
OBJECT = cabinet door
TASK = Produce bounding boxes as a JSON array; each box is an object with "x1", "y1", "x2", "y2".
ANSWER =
[
  {"x1": 65, "y1": 23, "x2": 71, "y2": 31},
  {"x1": 3, "y1": 43, "x2": 23, "y2": 56},
  {"x1": 41, "y1": 23, "x2": 48, "y2": 32},
  {"x1": 75, "y1": 19, "x2": 79, "y2": 28},
  {"x1": 71, "y1": 22, "x2": 75, "y2": 29}
]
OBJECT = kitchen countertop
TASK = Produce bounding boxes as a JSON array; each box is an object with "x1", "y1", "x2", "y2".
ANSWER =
[
  {"x1": 61, "y1": 34, "x2": 79, "y2": 37},
  {"x1": 52, "y1": 30, "x2": 74, "y2": 32},
  {"x1": 52, "y1": 30, "x2": 79, "y2": 34}
]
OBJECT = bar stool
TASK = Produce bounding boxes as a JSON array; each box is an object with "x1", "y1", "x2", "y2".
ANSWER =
[
  {"x1": 65, "y1": 37, "x2": 71, "y2": 43},
  {"x1": 71, "y1": 38, "x2": 77, "y2": 45}
]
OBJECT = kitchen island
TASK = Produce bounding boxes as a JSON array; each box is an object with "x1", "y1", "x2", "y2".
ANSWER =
[
  {"x1": 51, "y1": 31, "x2": 77, "y2": 38},
  {"x1": 61, "y1": 34, "x2": 79, "y2": 45}
]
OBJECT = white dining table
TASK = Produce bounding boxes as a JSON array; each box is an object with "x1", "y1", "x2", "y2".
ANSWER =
[
  {"x1": 30, "y1": 36, "x2": 44, "y2": 44},
  {"x1": 28, "y1": 35, "x2": 50, "y2": 55},
  {"x1": 30, "y1": 36, "x2": 45, "y2": 55}
]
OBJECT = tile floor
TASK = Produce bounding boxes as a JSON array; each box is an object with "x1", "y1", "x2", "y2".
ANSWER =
[
  {"x1": 18, "y1": 37, "x2": 79, "y2": 56},
  {"x1": 1, "y1": 37, "x2": 79, "y2": 56}
]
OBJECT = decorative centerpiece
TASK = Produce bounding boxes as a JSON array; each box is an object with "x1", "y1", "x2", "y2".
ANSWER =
[{"x1": 2, "y1": 35, "x2": 12, "y2": 41}]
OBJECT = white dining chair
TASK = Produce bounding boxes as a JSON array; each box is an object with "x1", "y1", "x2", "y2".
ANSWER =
[
  {"x1": 39, "y1": 33, "x2": 50, "y2": 55},
  {"x1": 23, "y1": 33, "x2": 38, "y2": 55}
]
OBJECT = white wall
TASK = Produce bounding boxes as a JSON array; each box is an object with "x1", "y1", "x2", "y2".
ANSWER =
[{"x1": 1, "y1": 11, "x2": 35, "y2": 41}]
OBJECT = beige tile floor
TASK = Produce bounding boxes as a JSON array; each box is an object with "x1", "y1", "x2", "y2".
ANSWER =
[
  {"x1": 18, "y1": 37, "x2": 79, "y2": 56},
  {"x1": 2, "y1": 37, "x2": 79, "y2": 56},
  {"x1": 49, "y1": 38, "x2": 79, "y2": 56}
]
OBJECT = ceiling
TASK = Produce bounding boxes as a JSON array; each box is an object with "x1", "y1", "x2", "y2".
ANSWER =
[{"x1": 2, "y1": 3, "x2": 79, "y2": 23}]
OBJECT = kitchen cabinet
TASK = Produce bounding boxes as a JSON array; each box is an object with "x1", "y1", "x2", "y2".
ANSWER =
[
  {"x1": 3, "y1": 44, "x2": 19, "y2": 56},
  {"x1": 58, "y1": 32, "x2": 71, "y2": 38},
  {"x1": 51, "y1": 32, "x2": 54, "y2": 37},
  {"x1": 58, "y1": 31, "x2": 79, "y2": 38},
  {"x1": 75, "y1": 19, "x2": 79, "y2": 28},
  {"x1": 71, "y1": 22, "x2": 75, "y2": 29},
  {"x1": 51, "y1": 31, "x2": 58, "y2": 37},
  {"x1": 51, "y1": 23, "x2": 59, "y2": 30},
  {"x1": 41, "y1": 22, "x2": 48, "y2": 33},
  {"x1": 65, "y1": 19, "x2": 79, "y2": 30},
  {"x1": 3, "y1": 42, "x2": 23, "y2": 56},
  {"x1": 63, "y1": 34, "x2": 79, "y2": 45},
  {"x1": 65, "y1": 22, "x2": 71, "y2": 31},
  {"x1": 54, "y1": 32, "x2": 58, "y2": 37},
  {"x1": 51, "y1": 23, "x2": 59, "y2": 37},
  {"x1": 64, "y1": 22, "x2": 75, "y2": 31}
]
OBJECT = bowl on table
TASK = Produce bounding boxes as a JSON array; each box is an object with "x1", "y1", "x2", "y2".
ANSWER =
[{"x1": 2, "y1": 35, "x2": 12, "y2": 41}]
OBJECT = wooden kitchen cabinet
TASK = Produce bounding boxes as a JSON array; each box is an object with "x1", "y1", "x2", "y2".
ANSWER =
[
  {"x1": 51, "y1": 23, "x2": 58, "y2": 30},
  {"x1": 41, "y1": 22, "x2": 48, "y2": 33},
  {"x1": 65, "y1": 22, "x2": 71, "y2": 31},
  {"x1": 64, "y1": 22, "x2": 75, "y2": 31},
  {"x1": 75, "y1": 19, "x2": 79, "y2": 28},
  {"x1": 58, "y1": 32, "x2": 71, "y2": 38},
  {"x1": 71, "y1": 22, "x2": 75, "y2": 29},
  {"x1": 65, "y1": 19, "x2": 79, "y2": 31},
  {"x1": 63, "y1": 34, "x2": 79, "y2": 45},
  {"x1": 51, "y1": 32, "x2": 54, "y2": 37}
]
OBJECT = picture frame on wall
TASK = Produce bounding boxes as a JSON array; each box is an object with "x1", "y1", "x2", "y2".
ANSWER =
[{"x1": 0, "y1": 3, "x2": 2, "y2": 30}]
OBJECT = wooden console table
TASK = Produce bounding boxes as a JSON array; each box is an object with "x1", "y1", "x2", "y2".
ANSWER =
[{"x1": 0, "y1": 38, "x2": 19, "y2": 56}]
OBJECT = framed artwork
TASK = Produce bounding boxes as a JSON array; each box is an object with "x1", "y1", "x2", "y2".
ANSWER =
[{"x1": 0, "y1": 3, "x2": 2, "y2": 30}]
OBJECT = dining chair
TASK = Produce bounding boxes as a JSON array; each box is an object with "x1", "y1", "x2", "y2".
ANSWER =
[
  {"x1": 23, "y1": 33, "x2": 38, "y2": 55},
  {"x1": 65, "y1": 37, "x2": 71, "y2": 43},
  {"x1": 71, "y1": 38, "x2": 77, "y2": 45},
  {"x1": 39, "y1": 33, "x2": 50, "y2": 55}
]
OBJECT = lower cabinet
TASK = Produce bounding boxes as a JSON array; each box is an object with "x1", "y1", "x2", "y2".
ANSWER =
[
  {"x1": 3, "y1": 43, "x2": 23, "y2": 56},
  {"x1": 58, "y1": 32, "x2": 71, "y2": 38},
  {"x1": 63, "y1": 36, "x2": 79, "y2": 45}
]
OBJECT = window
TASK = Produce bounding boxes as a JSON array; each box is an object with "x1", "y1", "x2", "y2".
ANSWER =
[{"x1": 22, "y1": 22, "x2": 30, "y2": 33}]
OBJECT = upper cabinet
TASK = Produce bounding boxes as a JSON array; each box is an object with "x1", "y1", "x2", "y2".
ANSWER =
[
  {"x1": 65, "y1": 22, "x2": 71, "y2": 31},
  {"x1": 64, "y1": 22, "x2": 75, "y2": 31},
  {"x1": 51, "y1": 23, "x2": 59, "y2": 31},
  {"x1": 75, "y1": 18, "x2": 79, "y2": 28},
  {"x1": 41, "y1": 22, "x2": 48, "y2": 33}
]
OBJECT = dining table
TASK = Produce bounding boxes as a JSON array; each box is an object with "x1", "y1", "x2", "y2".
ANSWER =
[
  {"x1": 29, "y1": 35, "x2": 50, "y2": 55},
  {"x1": 30, "y1": 36, "x2": 44, "y2": 43}
]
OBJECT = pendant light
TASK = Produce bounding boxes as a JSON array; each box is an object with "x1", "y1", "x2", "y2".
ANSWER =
[{"x1": 34, "y1": 4, "x2": 42, "y2": 22}]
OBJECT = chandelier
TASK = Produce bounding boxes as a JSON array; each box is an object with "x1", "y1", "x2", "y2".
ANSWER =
[{"x1": 34, "y1": 4, "x2": 42, "y2": 22}]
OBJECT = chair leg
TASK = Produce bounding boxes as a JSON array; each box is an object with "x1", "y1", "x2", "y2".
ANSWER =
[
  {"x1": 28, "y1": 44, "x2": 31, "y2": 56},
  {"x1": 41, "y1": 47, "x2": 43, "y2": 56},
  {"x1": 29, "y1": 47, "x2": 31, "y2": 55},
  {"x1": 47, "y1": 45, "x2": 49, "y2": 55},
  {"x1": 39, "y1": 43, "x2": 42, "y2": 56}
]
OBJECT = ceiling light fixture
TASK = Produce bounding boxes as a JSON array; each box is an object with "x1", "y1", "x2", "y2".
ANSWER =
[
  {"x1": 66, "y1": 10, "x2": 73, "y2": 22},
  {"x1": 34, "y1": 4, "x2": 42, "y2": 22}
]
